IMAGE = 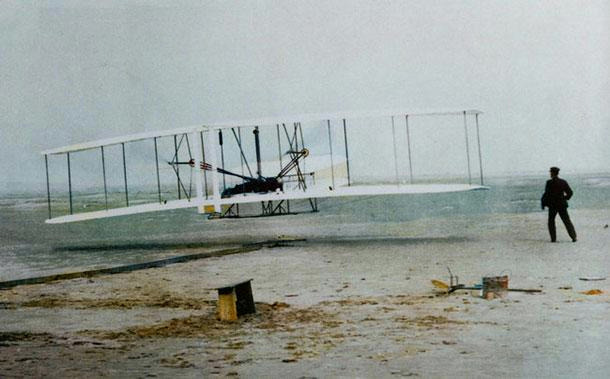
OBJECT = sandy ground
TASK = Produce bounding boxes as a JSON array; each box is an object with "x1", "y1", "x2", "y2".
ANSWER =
[{"x1": 1, "y1": 209, "x2": 609, "y2": 378}]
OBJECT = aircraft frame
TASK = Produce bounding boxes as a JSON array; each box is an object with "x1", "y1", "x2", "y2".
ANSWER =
[{"x1": 41, "y1": 109, "x2": 487, "y2": 224}]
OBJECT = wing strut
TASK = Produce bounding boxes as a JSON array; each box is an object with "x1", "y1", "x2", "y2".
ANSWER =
[
  {"x1": 276, "y1": 124, "x2": 283, "y2": 171},
  {"x1": 230, "y1": 128, "x2": 253, "y2": 178},
  {"x1": 463, "y1": 111, "x2": 472, "y2": 185},
  {"x1": 391, "y1": 116, "x2": 399, "y2": 185},
  {"x1": 185, "y1": 133, "x2": 194, "y2": 197},
  {"x1": 45, "y1": 154, "x2": 51, "y2": 219},
  {"x1": 101, "y1": 146, "x2": 108, "y2": 210},
  {"x1": 236, "y1": 128, "x2": 246, "y2": 196},
  {"x1": 219, "y1": 130, "x2": 226, "y2": 190},
  {"x1": 298, "y1": 123, "x2": 306, "y2": 174},
  {"x1": 200, "y1": 132, "x2": 209, "y2": 199},
  {"x1": 405, "y1": 115, "x2": 414, "y2": 184},
  {"x1": 326, "y1": 120, "x2": 335, "y2": 188},
  {"x1": 173, "y1": 135, "x2": 181, "y2": 199},
  {"x1": 191, "y1": 131, "x2": 204, "y2": 204},
  {"x1": 153, "y1": 137, "x2": 162, "y2": 203},
  {"x1": 208, "y1": 130, "x2": 221, "y2": 213},
  {"x1": 67, "y1": 152, "x2": 73, "y2": 214},
  {"x1": 253, "y1": 127, "x2": 262, "y2": 178},
  {"x1": 342, "y1": 119, "x2": 351, "y2": 186},
  {"x1": 475, "y1": 113, "x2": 484, "y2": 185},
  {"x1": 121, "y1": 143, "x2": 129, "y2": 206}
]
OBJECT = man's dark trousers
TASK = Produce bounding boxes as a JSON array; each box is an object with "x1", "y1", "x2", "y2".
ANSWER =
[{"x1": 548, "y1": 207, "x2": 577, "y2": 242}]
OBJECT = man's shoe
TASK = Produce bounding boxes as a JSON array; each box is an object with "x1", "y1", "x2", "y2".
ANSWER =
[{"x1": 572, "y1": 238, "x2": 577, "y2": 242}]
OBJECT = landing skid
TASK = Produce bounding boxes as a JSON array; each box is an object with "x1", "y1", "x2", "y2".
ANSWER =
[{"x1": 207, "y1": 198, "x2": 319, "y2": 219}]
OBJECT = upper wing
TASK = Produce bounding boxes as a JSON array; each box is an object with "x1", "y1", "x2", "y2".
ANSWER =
[
  {"x1": 41, "y1": 126, "x2": 208, "y2": 156},
  {"x1": 42, "y1": 109, "x2": 484, "y2": 156},
  {"x1": 204, "y1": 109, "x2": 483, "y2": 130}
]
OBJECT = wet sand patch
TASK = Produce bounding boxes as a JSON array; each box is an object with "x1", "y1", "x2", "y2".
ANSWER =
[
  {"x1": 20, "y1": 296, "x2": 215, "y2": 310},
  {"x1": 81, "y1": 301, "x2": 341, "y2": 340}
]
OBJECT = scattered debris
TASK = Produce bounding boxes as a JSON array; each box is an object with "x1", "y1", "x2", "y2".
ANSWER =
[
  {"x1": 432, "y1": 268, "x2": 541, "y2": 297},
  {"x1": 482, "y1": 276, "x2": 509, "y2": 299},
  {"x1": 580, "y1": 289, "x2": 604, "y2": 295},
  {"x1": 431, "y1": 268, "x2": 481, "y2": 294},
  {"x1": 505, "y1": 288, "x2": 543, "y2": 293},
  {"x1": 431, "y1": 280, "x2": 449, "y2": 290},
  {"x1": 558, "y1": 286, "x2": 572, "y2": 290}
]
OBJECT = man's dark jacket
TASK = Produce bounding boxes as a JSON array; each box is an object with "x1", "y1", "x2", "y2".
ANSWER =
[{"x1": 541, "y1": 177, "x2": 573, "y2": 209}]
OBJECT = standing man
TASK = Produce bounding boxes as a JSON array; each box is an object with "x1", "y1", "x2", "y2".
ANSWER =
[{"x1": 541, "y1": 167, "x2": 577, "y2": 242}]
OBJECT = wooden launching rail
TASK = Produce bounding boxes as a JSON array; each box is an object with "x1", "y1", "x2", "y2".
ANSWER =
[{"x1": 0, "y1": 239, "x2": 303, "y2": 290}]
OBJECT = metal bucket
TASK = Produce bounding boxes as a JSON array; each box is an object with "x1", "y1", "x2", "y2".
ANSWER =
[{"x1": 482, "y1": 276, "x2": 509, "y2": 299}]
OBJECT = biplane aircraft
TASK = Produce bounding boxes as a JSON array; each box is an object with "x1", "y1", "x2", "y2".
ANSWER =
[{"x1": 42, "y1": 110, "x2": 487, "y2": 224}]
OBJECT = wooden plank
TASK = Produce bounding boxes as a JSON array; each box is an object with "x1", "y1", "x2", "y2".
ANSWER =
[{"x1": 0, "y1": 245, "x2": 266, "y2": 290}]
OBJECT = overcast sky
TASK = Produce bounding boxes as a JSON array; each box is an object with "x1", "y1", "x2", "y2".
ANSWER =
[{"x1": 1, "y1": 0, "x2": 608, "y2": 191}]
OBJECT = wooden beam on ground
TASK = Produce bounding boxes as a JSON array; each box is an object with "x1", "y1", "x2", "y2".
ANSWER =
[{"x1": 0, "y1": 240, "x2": 300, "y2": 290}]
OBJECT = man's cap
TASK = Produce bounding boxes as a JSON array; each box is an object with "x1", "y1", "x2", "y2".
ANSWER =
[{"x1": 550, "y1": 166, "x2": 560, "y2": 173}]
